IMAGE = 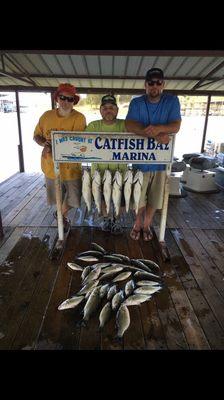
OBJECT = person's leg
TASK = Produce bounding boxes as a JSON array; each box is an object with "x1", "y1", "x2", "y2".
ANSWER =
[
  {"x1": 142, "y1": 171, "x2": 166, "y2": 241},
  {"x1": 61, "y1": 179, "x2": 81, "y2": 230},
  {"x1": 130, "y1": 206, "x2": 145, "y2": 240},
  {"x1": 45, "y1": 177, "x2": 56, "y2": 206},
  {"x1": 61, "y1": 203, "x2": 72, "y2": 218},
  {"x1": 142, "y1": 205, "x2": 156, "y2": 241}
]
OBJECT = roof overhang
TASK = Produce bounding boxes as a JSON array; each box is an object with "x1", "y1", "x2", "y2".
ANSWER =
[{"x1": 1, "y1": 50, "x2": 224, "y2": 95}]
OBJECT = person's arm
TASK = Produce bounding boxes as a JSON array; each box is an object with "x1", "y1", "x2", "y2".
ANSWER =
[
  {"x1": 33, "y1": 134, "x2": 49, "y2": 146},
  {"x1": 125, "y1": 120, "x2": 147, "y2": 136},
  {"x1": 34, "y1": 134, "x2": 52, "y2": 158},
  {"x1": 125, "y1": 119, "x2": 181, "y2": 144},
  {"x1": 143, "y1": 120, "x2": 181, "y2": 137},
  {"x1": 33, "y1": 116, "x2": 52, "y2": 157},
  {"x1": 125, "y1": 99, "x2": 149, "y2": 137},
  {"x1": 148, "y1": 96, "x2": 182, "y2": 142}
]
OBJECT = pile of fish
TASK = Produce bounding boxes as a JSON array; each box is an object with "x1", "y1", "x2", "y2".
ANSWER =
[
  {"x1": 82, "y1": 168, "x2": 144, "y2": 216},
  {"x1": 58, "y1": 242, "x2": 164, "y2": 340}
]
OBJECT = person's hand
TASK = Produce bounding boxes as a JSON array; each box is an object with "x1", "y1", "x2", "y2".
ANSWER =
[
  {"x1": 42, "y1": 140, "x2": 52, "y2": 159},
  {"x1": 156, "y1": 133, "x2": 170, "y2": 145},
  {"x1": 143, "y1": 125, "x2": 161, "y2": 138}
]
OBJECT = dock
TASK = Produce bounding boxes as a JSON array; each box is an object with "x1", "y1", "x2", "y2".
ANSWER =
[{"x1": 0, "y1": 172, "x2": 224, "y2": 350}]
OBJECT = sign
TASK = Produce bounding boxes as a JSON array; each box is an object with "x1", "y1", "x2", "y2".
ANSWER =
[{"x1": 51, "y1": 131, "x2": 174, "y2": 164}]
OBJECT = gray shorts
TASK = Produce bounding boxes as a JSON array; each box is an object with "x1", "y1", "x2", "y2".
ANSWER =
[
  {"x1": 45, "y1": 177, "x2": 82, "y2": 208},
  {"x1": 138, "y1": 171, "x2": 166, "y2": 210}
]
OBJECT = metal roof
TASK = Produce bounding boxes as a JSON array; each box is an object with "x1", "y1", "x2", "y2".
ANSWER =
[{"x1": 1, "y1": 50, "x2": 224, "y2": 95}]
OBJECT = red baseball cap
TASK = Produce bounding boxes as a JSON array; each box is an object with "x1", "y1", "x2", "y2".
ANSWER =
[{"x1": 54, "y1": 83, "x2": 80, "y2": 104}]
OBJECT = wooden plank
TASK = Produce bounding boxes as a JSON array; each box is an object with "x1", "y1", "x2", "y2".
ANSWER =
[
  {"x1": 150, "y1": 233, "x2": 210, "y2": 350},
  {"x1": 0, "y1": 226, "x2": 14, "y2": 249},
  {"x1": 0, "y1": 226, "x2": 26, "y2": 264},
  {"x1": 0, "y1": 174, "x2": 42, "y2": 212},
  {"x1": 139, "y1": 298, "x2": 168, "y2": 350},
  {"x1": 0, "y1": 226, "x2": 51, "y2": 349},
  {"x1": 191, "y1": 192, "x2": 224, "y2": 226},
  {"x1": 79, "y1": 227, "x2": 126, "y2": 350},
  {"x1": 176, "y1": 229, "x2": 224, "y2": 299},
  {"x1": 78, "y1": 228, "x2": 105, "y2": 350},
  {"x1": 26, "y1": 198, "x2": 50, "y2": 227},
  {"x1": 166, "y1": 229, "x2": 224, "y2": 349},
  {"x1": 125, "y1": 226, "x2": 166, "y2": 350},
  {"x1": 0, "y1": 173, "x2": 32, "y2": 196},
  {"x1": 35, "y1": 227, "x2": 90, "y2": 350},
  {"x1": 0, "y1": 172, "x2": 20, "y2": 187},
  {"x1": 214, "y1": 229, "x2": 224, "y2": 243},
  {"x1": 167, "y1": 199, "x2": 191, "y2": 229},
  {"x1": 2, "y1": 176, "x2": 45, "y2": 226},
  {"x1": 186, "y1": 193, "x2": 224, "y2": 229},
  {"x1": 193, "y1": 229, "x2": 224, "y2": 275},
  {"x1": 140, "y1": 234, "x2": 189, "y2": 350},
  {"x1": 41, "y1": 207, "x2": 55, "y2": 227},
  {"x1": 0, "y1": 226, "x2": 47, "y2": 313},
  {"x1": 8, "y1": 194, "x2": 45, "y2": 227},
  {"x1": 11, "y1": 229, "x2": 60, "y2": 350},
  {"x1": 206, "y1": 191, "x2": 224, "y2": 211},
  {"x1": 171, "y1": 228, "x2": 224, "y2": 331},
  {"x1": 172, "y1": 196, "x2": 208, "y2": 229},
  {"x1": 123, "y1": 232, "x2": 148, "y2": 350},
  {"x1": 89, "y1": 228, "x2": 124, "y2": 351}
]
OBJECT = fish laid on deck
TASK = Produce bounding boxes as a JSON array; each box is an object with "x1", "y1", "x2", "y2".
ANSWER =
[
  {"x1": 58, "y1": 295, "x2": 84, "y2": 310},
  {"x1": 116, "y1": 305, "x2": 130, "y2": 339},
  {"x1": 58, "y1": 243, "x2": 163, "y2": 338}
]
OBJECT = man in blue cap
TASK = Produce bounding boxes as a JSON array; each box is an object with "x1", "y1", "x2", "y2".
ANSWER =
[{"x1": 126, "y1": 67, "x2": 181, "y2": 241}]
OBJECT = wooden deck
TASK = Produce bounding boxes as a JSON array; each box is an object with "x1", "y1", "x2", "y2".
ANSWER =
[{"x1": 0, "y1": 172, "x2": 224, "y2": 350}]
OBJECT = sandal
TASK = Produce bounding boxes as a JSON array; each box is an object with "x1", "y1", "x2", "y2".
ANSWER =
[
  {"x1": 142, "y1": 227, "x2": 153, "y2": 241},
  {"x1": 130, "y1": 226, "x2": 141, "y2": 241}
]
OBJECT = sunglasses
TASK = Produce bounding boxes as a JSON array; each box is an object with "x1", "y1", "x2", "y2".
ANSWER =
[
  {"x1": 58, "y1": 95, "x2": 75, "y2": 102},
  {"x1": 147, "y1": 80, "x2": 163, "y2": 86}
]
